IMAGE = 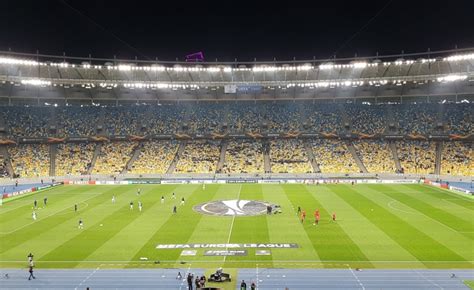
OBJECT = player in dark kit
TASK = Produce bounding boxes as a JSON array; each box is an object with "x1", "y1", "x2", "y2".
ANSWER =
[
  {"x1": 43, "y1": 197, "x2": 47, "y2": 206},
  {"x1": 173, "y1": 205, "x2": 177, "y2": 214},
  {"x1": 74, "y1": 204, "x2": 77, "y2": 212},
  {"x1": 33, "y1": 200, "x2": 37, "y2": 209},
  {"x1": 297, "y1": 206, "x2": 301, "y2": 214},
  {"x1": 332, "y1": 212, "x2": 336, "y2": 221}
]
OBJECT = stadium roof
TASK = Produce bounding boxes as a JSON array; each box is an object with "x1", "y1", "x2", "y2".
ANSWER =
[{"x1": 0, "y1": 48, "x2": 473, "y2": 103}]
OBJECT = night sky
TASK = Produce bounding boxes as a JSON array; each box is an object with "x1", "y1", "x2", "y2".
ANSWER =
[{"x1": 1, "y1": 0, "x2": 473, "y2": 61}]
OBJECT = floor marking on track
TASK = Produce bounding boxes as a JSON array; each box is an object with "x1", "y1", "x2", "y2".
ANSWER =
[
  {"x1": 347, "y1": 265, "x2": 365, "y2": 290},
  {"x1": 178, "y1": 263, "x2": 191, "y2": 290},
  {"x1": 413, "y1": 269, "x2": 443, "y2": 289},
  {"x1": 256, "y1": 263, "x2": 259, "y2": 288},
  {"x1": 74, "y1": 266, "x2": 100, "y2": 290}
]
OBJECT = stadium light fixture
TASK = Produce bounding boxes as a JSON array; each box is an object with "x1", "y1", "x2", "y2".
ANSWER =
[
  {"x1": 21, "y1": 79, "x2": 51, "y2": 86},
  {"x1": 118, "y1": 65, "x2": 132, "y2": 71},
  {"x1": 352, "y1": 62, "x2": 367, "y2": 68},
  {"x1": 437, "y1": 74, "x2": 468, "y2": 82},
  {"x1": 0, "y1": 56, "x2": 38, "y2": 66},
  {"x1": 444, "y1": 53, "x2": 474, "y2": 61}
]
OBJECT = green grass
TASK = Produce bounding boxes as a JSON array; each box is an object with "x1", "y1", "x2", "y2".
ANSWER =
[
  {"x1": 0, "y1": 183, "x2": 473, "y2": 270},
  {"x1": 464, "y1": 280, "x2": 474, "y2": 289}
]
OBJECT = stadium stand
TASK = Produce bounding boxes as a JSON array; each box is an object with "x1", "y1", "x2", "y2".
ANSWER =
[
  {"x1": 58, "y1": 107, "x2": 100, "y2": 137},
  {"x1": 130, "y1": 141, "x2": 178, "y2": 174},
  {"x1": 442, "y1": 103, "x2": 473, "y2": 134},
  {"x1": 0, "y1": 154, "x2": 8, "y2": 177},
  {"x1": 353, "y1": 140, "x2": 396, "y2": 173},
  {"x1": 311, "y1": 139, "x2": 360, "y2": 173},
  {"x1": 92, "y1": 142, "x2": 136, "y2": 175},
  {"x1": 175, "y1": 141, "x2": 220, "y2": 173},
  {"x1": 55, "y1": 143, "x2": 95, "y2": 176},
  {"x1": 0, "y1": 101, "x2": 471, "y2": 177},
  {"x1": 397, "y1": 141, "x2": 436, "y2": 174},
  {"x1": 441, "y1": 142, "x2": 473, "y2": 176},
  {"x1": 8, "y1": 144, "x2": 49, "y2": 178},
  {"x1": 0, "y1": 102, "x2": 472, "y2": 136},
  {"x1": 270, "y1": 140, "x2": 312, "y2": 173},
  {"x1": 222, "y1": 140, "x2": 264, "y2": 173},
  {"x1": 4, "y1": 107, "x2": 51, "y2": 137}
]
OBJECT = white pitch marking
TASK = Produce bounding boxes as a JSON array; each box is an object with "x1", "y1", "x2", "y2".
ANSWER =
[
  {"x1": 223, "y1": 184, "x2": 242, "y2": 263},
  {"x1": 387, "y1": 199, "x2": 469, "y2": 234},
  {"x1": 0, "y1": 194, "x2": 99, "y2": 235},
  {"x1": 387, "y1": 200, "x2": 419, "y2": 215}
]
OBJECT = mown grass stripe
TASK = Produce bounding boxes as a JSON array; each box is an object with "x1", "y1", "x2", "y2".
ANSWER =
[
  {"x1": 356, "y1": 185, "x2": 474, "y2": 261},
  {"x1": 75, "y1": 185, "x2": 180, "y2": 267},
  {"x1": 224, "y1": 184, "x2": 272, "y2": 268},
  {"x1": 284, "y1": 184, "x2": 371, "y2": 265},
  {"x1": 0, "y1": 186, "x2": 117, "y2": 255},
  {"x1": 332, "y1": 185, "x2": 468, "y2": 266},
  {"x1": 39, "y1": 186, "x2": 160, "y2": 267},
  {"x1": 399, "y1": 184, "x2": 474, "y2": 222},
  {"x1": 184, "y1": 184, "x2": 241, "y2": 265},
  {"x1": 128, "y1": 184, "x2": 219, "y2": 266},
  {"x1": 262, "y1": 184, "x2": 320, "y2": 263},
  {"x1": 0, "y1": 187, "x2": 94, "y2": 233},
  {"x1": 0, "y1": 185, "x2": 82, "y2": 217},
  {"x1": 378, "y1": 185, "x2": 474, "y2": 239},
  {"x1": 309, "y1": 185, "x2": 424, "y2": 268},
  {"x1": 417, "y1": 184, "x2": 474, "y2": 210}
]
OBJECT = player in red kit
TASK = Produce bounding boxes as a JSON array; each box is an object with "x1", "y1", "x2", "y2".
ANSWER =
[
  {"x1": 332, "y1": 212, "x2": 336, "y2": 221},
  {"x1": 314, "y1": 214, "x2": 320, "y2": 225}
]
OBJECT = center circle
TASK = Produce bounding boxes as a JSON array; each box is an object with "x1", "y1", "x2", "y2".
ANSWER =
[{"x1": 193, "y1": 200, "x2": 274, "y2": 216}]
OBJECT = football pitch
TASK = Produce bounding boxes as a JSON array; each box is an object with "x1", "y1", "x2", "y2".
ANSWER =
[{"x1": 0, "y1": 183, "x2": 473, "y2": 270}]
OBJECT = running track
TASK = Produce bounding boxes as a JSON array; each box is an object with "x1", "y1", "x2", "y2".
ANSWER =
[{"x1": 0, "y1": 268, "x2": 473, "y2": 289}]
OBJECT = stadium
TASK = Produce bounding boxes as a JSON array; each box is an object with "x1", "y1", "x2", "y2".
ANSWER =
[{"x1": 0, "y1": 2, "x2": 473, "y2": 289}]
